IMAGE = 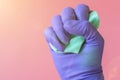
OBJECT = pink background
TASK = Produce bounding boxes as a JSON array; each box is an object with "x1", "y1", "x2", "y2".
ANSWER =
[{"x1": 0, "y1": 0, "x2": 120, "y2": 80}]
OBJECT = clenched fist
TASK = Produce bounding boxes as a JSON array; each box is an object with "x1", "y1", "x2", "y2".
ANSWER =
[{"x1": 44, "y1": 4, "x2": 104, "y2": 80}]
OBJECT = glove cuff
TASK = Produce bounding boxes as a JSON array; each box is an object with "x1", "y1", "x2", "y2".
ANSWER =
[
  {"x1": 73, "y1": 66, "x2": 104, "y2": 80},
  {"x1": 51, "y1": 49, "x2": 104, "y2": 80},
  {"x1": 62, "y1": 66, "x2": 104, "y2": 80},
  {"x1": 84, "y1": 72, "x2": 104, "y2": 80}
]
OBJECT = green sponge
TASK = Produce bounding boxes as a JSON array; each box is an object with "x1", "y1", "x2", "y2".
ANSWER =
[{"x1": 50, "y1": 11, "x2": 99, "y2": 54}]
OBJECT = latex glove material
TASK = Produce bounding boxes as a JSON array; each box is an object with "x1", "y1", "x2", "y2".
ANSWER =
[
  {"x1": 44, "y1": 4, "x2": 104, "y2": 80},
  {"x1": 50, "y1": 11, "x2": 99, "y2": 54}
]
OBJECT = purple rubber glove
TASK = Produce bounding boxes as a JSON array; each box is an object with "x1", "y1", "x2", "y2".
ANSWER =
[{"x1": 44, "y1": 4, "x2": 104, "y2": 80}]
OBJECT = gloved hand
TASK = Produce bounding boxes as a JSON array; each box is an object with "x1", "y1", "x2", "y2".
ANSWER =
[
  {"x1": 49, "y1": 10, "x2": 99, "y2": 54},
  {"x1": 44, "y1": 4, "x2": 104, "y2": 80}
]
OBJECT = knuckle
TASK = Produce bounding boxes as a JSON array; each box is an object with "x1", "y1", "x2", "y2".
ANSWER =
[
  {"x1": 44, "y1": 27, "x2": 52, "y2": 37},
  {"x1": 76, "y1": 4, "x2": 89, "y2": 10},
  {"x1": 52, "y1": 15, "x2": 61, "y2": 21},
  {"x1": 63, "y1": 7, "x2": 73, "y2": 11}
]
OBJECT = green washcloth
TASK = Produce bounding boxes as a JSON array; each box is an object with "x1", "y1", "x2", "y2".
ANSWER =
[{"x1": 50, "y1": 11, "x2": 99, "y2": 54}]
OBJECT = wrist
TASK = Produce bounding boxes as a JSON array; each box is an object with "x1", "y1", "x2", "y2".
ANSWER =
[
  {"x1": 51, "y1": 50, "x2": 104, "y2": 80},
  {"x1": 61, "y1": 65, "x2": 104, "y2": 80}
]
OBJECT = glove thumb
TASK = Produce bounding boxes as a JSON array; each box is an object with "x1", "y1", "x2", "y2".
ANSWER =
[{"x1": 64, "y1": 20, "x2": 96, "y2": 39}]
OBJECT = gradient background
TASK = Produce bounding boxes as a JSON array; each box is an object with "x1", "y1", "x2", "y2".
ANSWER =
[{"x1": 0, "y1": 0, "x2": 120, "y2": 80}]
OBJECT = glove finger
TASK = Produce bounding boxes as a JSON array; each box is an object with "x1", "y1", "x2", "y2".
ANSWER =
[
  {"x1": 61, "y1": 7, "x2": 76, "y2": 23},
  {"x1": 75, "y1": 4, "x2": 89, "y2": 21},
  {"x1": 51, "y1": 15, "x2": 70, "y2": 44},
  {"x1": 44, "y1": 27, "x2": 65, "y2": 51}
]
